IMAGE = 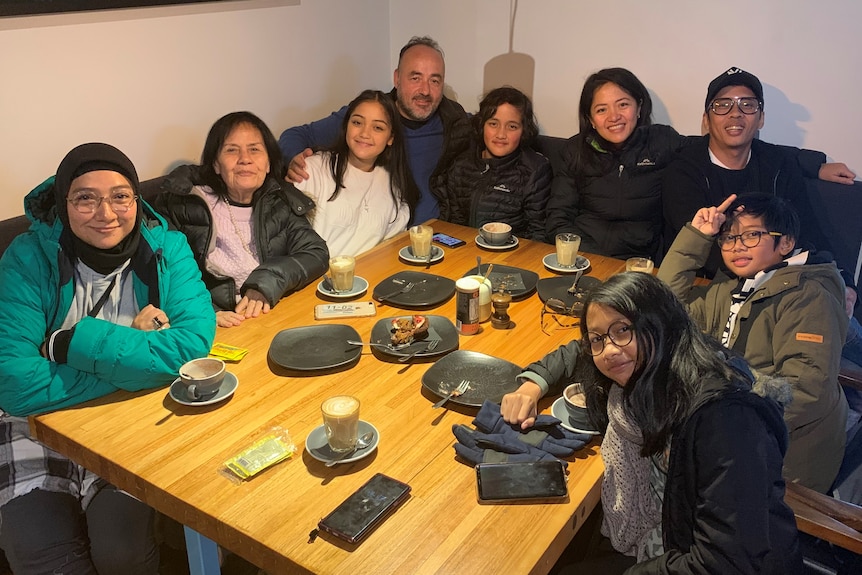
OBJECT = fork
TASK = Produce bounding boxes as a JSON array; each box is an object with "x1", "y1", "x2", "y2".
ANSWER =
[
  {"x1": 432, "y1": 379, "x2": 470, "y2": 409},
  {"x1": 398, "y1": 339, "x2": 440, "y2": 363},
  {"x1": 377, "y1": 281, "x2": 415, "y2": 303}
]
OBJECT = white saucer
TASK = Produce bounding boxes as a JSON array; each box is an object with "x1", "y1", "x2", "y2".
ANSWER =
[
  {"x1": 399, "y1": 245, "x2": 444, "y2": 264},
  {"x1": 316, "y1": 276, "x2": 369, "y2": 299},
  {"x1": 305, "y1": 420, "x2": 380, "y2": 465},
  {"x1": 543, "y1": 254, "x2": 591, "y2": 274},
  {"x1": 551, "y1": 397, "x2": 601, "y2": 435},
  {"x1": 169, "y1": 372, "x2": 238, "y2": 406},
  {"x1": 475, "y1": 235, "x2": 519, "y2": 251}
]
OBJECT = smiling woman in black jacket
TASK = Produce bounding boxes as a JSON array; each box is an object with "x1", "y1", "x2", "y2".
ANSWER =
[
  {"x1": 545, "y1": 68, "x2": 692, "y2": 261},
  {"x1": 153, "y1": 111, "x2": 328, "y2": 328},
  {"x1": 433, "y1": 87, "x2": 551, "y2": 241}
]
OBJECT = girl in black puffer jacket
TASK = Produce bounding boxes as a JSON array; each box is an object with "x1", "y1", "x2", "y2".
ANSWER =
[{"x1": 433, "y1": 87, "x2": 551, "y2": 241}]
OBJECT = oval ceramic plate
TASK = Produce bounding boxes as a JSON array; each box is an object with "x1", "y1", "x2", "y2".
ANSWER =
[
  {"x1": 305, "y1": 420, "x2": 380, "y2": 465},
  {"x1": 475, "y1": 235, "x2": 519, "y2": 251},
  {"x1": 551, "y1": 397, "x2": 601, "y2": 435},
  {"x1": 543, "y1": 253, "x2": 591, "y2": 274},
  {"x1": 268, "y1": 324, "x2": 362, "y2": 371},
  {"x1": 316, "y1": 276, "x2": 369, "y2": 299},
  {"x1": 398, "y1": 245, "x2": 444, "y2": 264},
  {"x1": 169, "y1": 372, "x2": 238, "y2": 407}
]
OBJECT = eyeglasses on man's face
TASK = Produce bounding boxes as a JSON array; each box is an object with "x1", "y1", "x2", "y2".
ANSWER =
[
  {"x1": 716, "y1": 230, "x2": 782, "y2": 250},
  {"x1": 584, "y1": 320, "x2": 634, "y2": 356},
  {"x1": 709, "y1": 97, "x2": 761, "y2": 115},
  {"x1": 540, "y1": 297, "x2": 582, "y2": 335},
  {"x1": 67, "y1": 191, "x2": 137, "y2": 214}
]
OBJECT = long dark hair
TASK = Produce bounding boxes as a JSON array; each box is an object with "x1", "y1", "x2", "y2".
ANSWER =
[
  {"x1": 473, "y1": 86, "x2": 540, "y2": 149},
  {"x1": 199, "y1": 111, "x2": 285, "y2": 197},
  {"x1": 579, "y1": 272, "x2": 732, "y2": 456},
  {"x1": 321, "y1": 90, "x2": 419, "y2": 220}
]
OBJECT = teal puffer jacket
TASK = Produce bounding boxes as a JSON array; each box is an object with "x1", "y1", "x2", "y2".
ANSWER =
[{"x1": 0, "y1": 176, "x2": 216, "y2": 416}]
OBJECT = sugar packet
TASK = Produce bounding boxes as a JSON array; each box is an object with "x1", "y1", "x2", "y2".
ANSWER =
[
  {"x1": 210, "y1": 342, "x2": 249, "y2": 362},
  {"x1": 224, "y1": 427, "x2": 295, "y2": 480}
]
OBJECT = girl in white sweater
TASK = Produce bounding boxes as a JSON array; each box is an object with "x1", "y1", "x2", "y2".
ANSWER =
[{"x1": 294, "y1": 90, "x2": 418, "y2": 256}]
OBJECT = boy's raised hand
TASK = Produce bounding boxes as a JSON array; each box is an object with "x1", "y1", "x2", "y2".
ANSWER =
[{"x1": 692, "y1": 194, "x2": 738, "y2": 236}]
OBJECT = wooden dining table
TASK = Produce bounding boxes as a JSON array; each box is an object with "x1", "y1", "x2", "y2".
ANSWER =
[{"x1": 30, "y1": 221, "x2": 627, "y2": 575}]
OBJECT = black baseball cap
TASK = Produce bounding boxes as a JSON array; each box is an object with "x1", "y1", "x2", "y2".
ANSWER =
[{"x1": 705, "y1": 67, "x2": 764, "y2": 110}]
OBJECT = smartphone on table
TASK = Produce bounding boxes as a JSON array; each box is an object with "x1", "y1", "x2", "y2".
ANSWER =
[
  {"x1": 432, "y1": 232, "x2": 466, "y2": 248},
  {"x1": 475, "y1": 461, "x2": 568, "y2": 504},
  {"x1": 317, "y1": 473, "x2": 411, "y2": 544}
]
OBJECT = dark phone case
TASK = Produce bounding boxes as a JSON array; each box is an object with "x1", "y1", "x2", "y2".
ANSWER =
[
  {"x1": 476, "y1": 461, "x2": 568, "y2": 504},
  {"x1": 433, "y1": 233, "x2": 466, "y2": 248},
  {"x1": 317, "y1": 473, "x2": 411, "y2": 544}
]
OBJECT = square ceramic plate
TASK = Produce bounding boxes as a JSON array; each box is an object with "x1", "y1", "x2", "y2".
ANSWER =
[
  {"x1": 372, "y1": 271, "x2": 456, "y2": 308},
  {"x1": 461, "y1": 263, "x2": 538, "y2": 300},
  {"x1": 369, "y1": 315, "x2": 459, "y2": 359},
  {"x1": 421, "y1": 350, "x2": 523, "y2": 407},
  {"x1": 269, "y1": 324, "x2": 362, "y2": 371}
]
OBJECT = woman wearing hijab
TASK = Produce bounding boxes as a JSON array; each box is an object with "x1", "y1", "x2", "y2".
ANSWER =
[
  {"x1": 154, "y1": 111, "x2": 329, "y2": 327},
  {"x1": 0, "y1": 143, "x2": 215, "y2": 574}
]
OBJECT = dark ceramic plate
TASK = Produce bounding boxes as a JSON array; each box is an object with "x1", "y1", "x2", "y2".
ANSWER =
[
  {"x1": 536, "y1": 276, "x2": 602, "y2": 307},
  {"x1": 268, "y1": 324, "x2": 362, "y2": 371},
  {"x1": 421, "y1": 350, "x2": 523, "y2": 407},
  {"x1": 369, "y1": 315, "x2": 459, "y2": 359},
  {"x1": 372, "y1": 271, "x2": 456, "y2": 309},
  {"x1": 461, "y1": 263, "x2": 538, "y2": 300}
]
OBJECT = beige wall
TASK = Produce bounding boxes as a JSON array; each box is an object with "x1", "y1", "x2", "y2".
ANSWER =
[
  {"x1": 3, "y1": 0, "x2": 860, "y2": 221},
  {"x1": 0, "y1": 0, "x2": 391, "y2": 219},
  {"x1": 392, "y1": 0, "x2": 861, "y2": 169}
]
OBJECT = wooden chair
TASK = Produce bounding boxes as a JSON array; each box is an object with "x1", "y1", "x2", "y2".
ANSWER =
[{"x1": 785, "y1": 481, "x2": 862, "y2": 555}]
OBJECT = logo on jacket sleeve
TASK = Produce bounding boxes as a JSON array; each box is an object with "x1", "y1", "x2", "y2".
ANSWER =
[
  {"x1": 636, "y1": 158, "x2": 656, "y2": 167},
  {"x1": 492, "y1": 184, "x2": 513, "y2": 193}
]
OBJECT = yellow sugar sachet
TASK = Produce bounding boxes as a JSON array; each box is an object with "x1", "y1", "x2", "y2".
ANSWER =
[
  {"x1": 224, "y1": 429, "x2": 295, "y2": 480},
  {"x1": 209, "y1": 342, "x2": 249, "y2": 362}
]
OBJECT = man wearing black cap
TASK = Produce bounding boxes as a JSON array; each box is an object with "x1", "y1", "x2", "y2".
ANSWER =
[{"x1": 662, "y1": 66, "x2": 855, "y2": 275}]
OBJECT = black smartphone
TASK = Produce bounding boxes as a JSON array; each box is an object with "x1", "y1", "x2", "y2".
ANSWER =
[
  {"x1": 476, "y1": 461, "x2": 568, "y2": 504},
  {"x1": 317, "y1": 473, "x2": 411, "y2": 544},
  {"x1": 432, "y1": 232, "x2": 466, "y2": 248}
]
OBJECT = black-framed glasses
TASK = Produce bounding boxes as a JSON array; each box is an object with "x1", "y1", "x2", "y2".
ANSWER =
[
  {"x1": 541, "y1": 297, "x2": 582, "y2": 335},
  {"x1": 67, "y1": 192, "x2": 137, "y2": 214},
  {"x1": 584, "y1": 321, "x2": 634, "y2": 356},
  {"x1": 716, "y1": 230, "x2": 782, "y2": 250},
  {"x1": 709, "y1": 97, "x2": 761, "y2": 115}
]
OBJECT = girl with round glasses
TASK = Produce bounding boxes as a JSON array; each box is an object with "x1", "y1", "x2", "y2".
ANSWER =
[{"x1": 502, "y1": 272, "x2": 801, "y2": 573}]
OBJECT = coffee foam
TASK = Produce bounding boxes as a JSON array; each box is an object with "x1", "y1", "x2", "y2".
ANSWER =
[{"x1": 322, "y1": 395, "x2": 360, "y2": 417}]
